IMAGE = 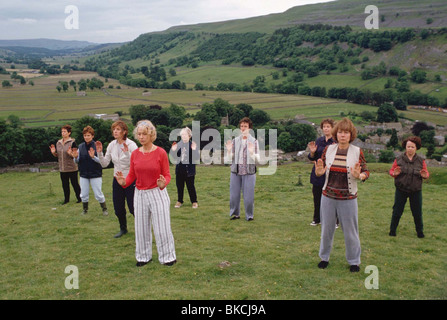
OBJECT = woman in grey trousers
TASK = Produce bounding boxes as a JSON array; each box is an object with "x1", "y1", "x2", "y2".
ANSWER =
[
  {"x1": 225, "y1": 117, "x2": 259, "y2": 221},
  {"x1": 315, "y1": 118, "x2": 369, "y2": 273}
]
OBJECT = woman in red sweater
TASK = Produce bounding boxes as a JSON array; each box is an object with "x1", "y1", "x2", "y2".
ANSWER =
[{"x1": 115, "y1": 120, "x2": 176, "y2": 267}]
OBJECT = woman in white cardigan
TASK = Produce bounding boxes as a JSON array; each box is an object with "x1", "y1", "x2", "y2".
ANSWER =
[
  {"x1": 97, "y1": 121, "x2": 138, "y2": 238},
  {"x1": 315, "y1": 118, "x2": 369, "y2": 273}
]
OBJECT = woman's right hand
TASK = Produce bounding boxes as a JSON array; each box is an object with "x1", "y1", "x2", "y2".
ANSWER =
[
  {"x1": 49, "y1": 144, "x2": 56, "y2": 155},
  {"x1": 308, "y1": 141, "x2": 317, "y2": 155},
  {"x1": 315, "y1": 159, "x2": 327, "y2": 177},
  {"x1": 171, "y1": 141, "x2": 177, "y2": 151},
  {"x1": 393, "y1": 166, "x2": 401, "y2": 177},
  {"x1": 115, "y1": 171, "x2": 126, "y2": 186},
  {"x1": 96, "y1": 141, "x2": 103, "y2": 153},
  {"x1": 225, "y1": 140, "x2": 233, "y2": 152}
]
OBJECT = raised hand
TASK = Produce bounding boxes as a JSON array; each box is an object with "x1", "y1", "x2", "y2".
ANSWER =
[
  {"x1": 157, "y1": 174, "x2": 166, "y2": 190},
  {"x1": 191, "y1": 141, "x2": 197, "y2": 150},
  {"x1": 122, "y1": 142, "x2": 128, "y2": 152},
  {"x1": 393, "y1": 166, "x2": 401, "y2": 177},
  {"x1": 351, "y1": 162, "x2": 361, "y2": 179},
  {"x1": 88, "y1": 147, "x2": 95, "y2": 158},
  {"x1": 96, "y1": 141, "x2": 103, "y2": 153},
  {"x1": 420, "y1": 168, "x2": 429, "y2": 179},
  {"x1": 70, "y1": 147, "x2": 78, "y2": 158},
  {"x1": 308, "y1": 141, "x2": 317, "y2": 155},
  {"x1": 171, "y1": 141, "x2": 178, "y2": 151},
  {"x1": 315, "y1": 158, "x2": 326, "y2": 177},
  {"x1": 248, "y1": 141, "x2": 255, "y2": 154},
  {"x1": 114, "y1": 171, "x2": 126, "y2": 186},
  {"x1": 49, "y1": 144, "x2": 56, "y2": 155},
  {"x1": 226, "y1": 140, "x2": 233, "y2": 152}
]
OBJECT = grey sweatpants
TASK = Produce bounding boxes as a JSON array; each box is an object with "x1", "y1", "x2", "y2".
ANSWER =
[
  {"x1": 134, "y1": 187, "x2": 176, "y2": 264},
  {"x1": 319, "y1": 195, "x2": 361, "y2": 266},
  {"x1": 229, "y1": 173, "x2": 256, "y2": 220}
]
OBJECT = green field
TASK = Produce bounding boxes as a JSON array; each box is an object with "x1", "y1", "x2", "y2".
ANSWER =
[
  {"x1": 0, "y1": 162, "x2": 446, "y2": 300},
  {"x1": 2, "y1": 71, "x2": 447, "y2": 128}
]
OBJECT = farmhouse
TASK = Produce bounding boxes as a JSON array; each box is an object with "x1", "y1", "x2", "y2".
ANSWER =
[{"x1": 88, "y1": 113, "x2": 120, "y2": 121}]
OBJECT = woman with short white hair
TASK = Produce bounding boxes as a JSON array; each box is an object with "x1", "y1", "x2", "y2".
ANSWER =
[
  {"x1": 170, "y1": 127, "x2": 199, "y2": 209},
  {"x1": 115, "y1": 120, "x2": 176, "y2": 267}
]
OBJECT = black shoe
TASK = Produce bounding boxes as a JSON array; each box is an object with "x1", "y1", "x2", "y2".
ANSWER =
[
  {"x1": 114, "y1": 229, "x2": 128, "y2": 238},
  {"x1": 350, "y1": 265, "x2": 360, "y2": 272},
  {"x1": 136, "y1": 260, "x2": 151, "y2": 267},
  {"x1": 230, "y1": 215, "x2": 240, "y2": 220},
  {"x1": 76, "y1": 199, "x2": 82, "y2": 203},
  {"x1": 389, "y1": 230, "x2": 396, "y2": 236},
  {"x1": 318, "y1": 261, "x2": 329, "y2": 269},
  {"x1": 62, "y1": 200, "x2": 69, "y2": 205},
  {"x1": 417, "y1": 232, "x2": 425, "y2": 238},
  {"x1": 164, "y1": 260, "x2": 177, "y2": 266},
  {"x1": 247, "y1": 217, "x2": 254, "y2": 221}
]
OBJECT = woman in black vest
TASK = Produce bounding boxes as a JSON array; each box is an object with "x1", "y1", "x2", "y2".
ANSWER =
[{"x1": 389, "y1": 136, "x2": 429, "y2": 238}]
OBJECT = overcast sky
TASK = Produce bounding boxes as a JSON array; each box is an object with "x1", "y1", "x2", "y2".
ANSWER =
[{"x1": 0, "y1": 0, "x2": 335, "y2": 44}]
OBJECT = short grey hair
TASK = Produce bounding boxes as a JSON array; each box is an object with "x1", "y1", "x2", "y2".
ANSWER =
[{"x1": 180, "y1": 127, "x2": 192, "y2": 138}]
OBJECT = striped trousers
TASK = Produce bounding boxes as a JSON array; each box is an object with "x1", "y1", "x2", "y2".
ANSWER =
[{"x1": 134, "y1": 187, "x2": 176, "y2": 264}]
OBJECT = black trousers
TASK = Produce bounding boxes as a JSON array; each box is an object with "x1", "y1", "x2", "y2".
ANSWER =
[
  {"x1": 113, "y1": 178, "x2": 135, "y2": 231},
  {"x1": 60, "y1": 171, "x2": 81, "y2": 202},
  {"x1": 176, "y1": 170, "x2": 197, "y2": 204},
  {"x1": 390, "y1": 188, "x2": 423, "y2": 234},
  {"x1": 312, "y1": 185, "x2": 323, "y2": 223}
]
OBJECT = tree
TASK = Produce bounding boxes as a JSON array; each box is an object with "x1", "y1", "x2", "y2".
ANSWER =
[
  {"x1": 387, "y1": 129, "x2": 399, "y2": 148},
  {"x1": 410, "y1": 69, "x2": 427, "y2": 83},
  {"x1": 411, "y1": 121, "x2": 433, "y2": 136},
  {"x1": 278, "y1": 132, "x2": 293, "y2": 152},
  {"x1": 2, "y1": 80, "x2": 12, "y2": 88},
  {"x1": 377, "y1": 103, "x2": 398, "y2": 122},
  {"x1": 249, "y1": 109, "x2": 271, "y2": 126},
  {"x1": 285, "y1": 123, "x2": 316, "y2": 151},
  {"x1": 379, "y1": 150, "x2": 395, "y2": 163}
]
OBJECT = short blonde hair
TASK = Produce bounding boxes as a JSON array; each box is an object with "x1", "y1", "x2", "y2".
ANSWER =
[
  {"x1": 332, "y1": 118, "x2": 357, "y2": 143},
  {"x1": 133, "y1": 120, "x2": 157, "y2": 142}
]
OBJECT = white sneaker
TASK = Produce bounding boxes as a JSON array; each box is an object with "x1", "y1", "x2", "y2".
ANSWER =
[
  {"x1": 174, "y1": 202, "x2": 182, "y2": 208},
  {"x1": 310, "y1": 221, "x2": 319, "y2": 226}
]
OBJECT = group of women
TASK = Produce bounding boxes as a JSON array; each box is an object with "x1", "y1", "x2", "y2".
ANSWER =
[{"x1": 51, "y1": 116, "x2": 429, "y2": 271}]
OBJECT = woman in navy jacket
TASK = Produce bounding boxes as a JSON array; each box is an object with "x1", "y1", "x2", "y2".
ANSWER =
[
  {"x1": 170, "y1": 127, "x2": 199, "y2": 209},
  {"x1": 307, "y1": 119, "x2": 335, "y2": 226}
]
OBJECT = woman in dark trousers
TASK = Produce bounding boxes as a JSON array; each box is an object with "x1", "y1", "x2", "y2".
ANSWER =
[
  {"x1": 389, "y1": 136, "x2": 429, "y2": 238},
  {"x1": 307, "y1": 119, "x2": 335, "y2": 226},
  {"x1": 98, "y1": 121, "x2": 138, "y2": 238},
  {"x1": 50, "y1": 124, "x2": 81, "y2": 204},
  {"x1": 170, "y1": 127, "x2": 199, "y2": 209}
]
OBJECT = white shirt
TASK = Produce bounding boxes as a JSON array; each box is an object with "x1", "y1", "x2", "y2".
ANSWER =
[{"x1": 98, "y1": 138, "x2": 138, "y2": 177}]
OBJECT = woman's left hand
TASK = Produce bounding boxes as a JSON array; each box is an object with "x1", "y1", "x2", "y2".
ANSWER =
[
  {"x1": 157, "y1": 175, "x2": 166, "y2": 189},
  {"x1": 420, "y1": 169, "x2": 429, "y2": 179},
  {"x1": 351, "y1": 163, "x2": 362, "y2": 179}
]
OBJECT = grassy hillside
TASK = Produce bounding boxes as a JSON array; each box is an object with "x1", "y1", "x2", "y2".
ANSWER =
[
  {"x1": 166, "y1": 0, "x2": 447, "y2": 34},
  {"x1": 0, "y1": 162, "x2": 446, "y2": 300},
  {"x1": 62, "y1": 0, "x2": 446, "y2": 116}
]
